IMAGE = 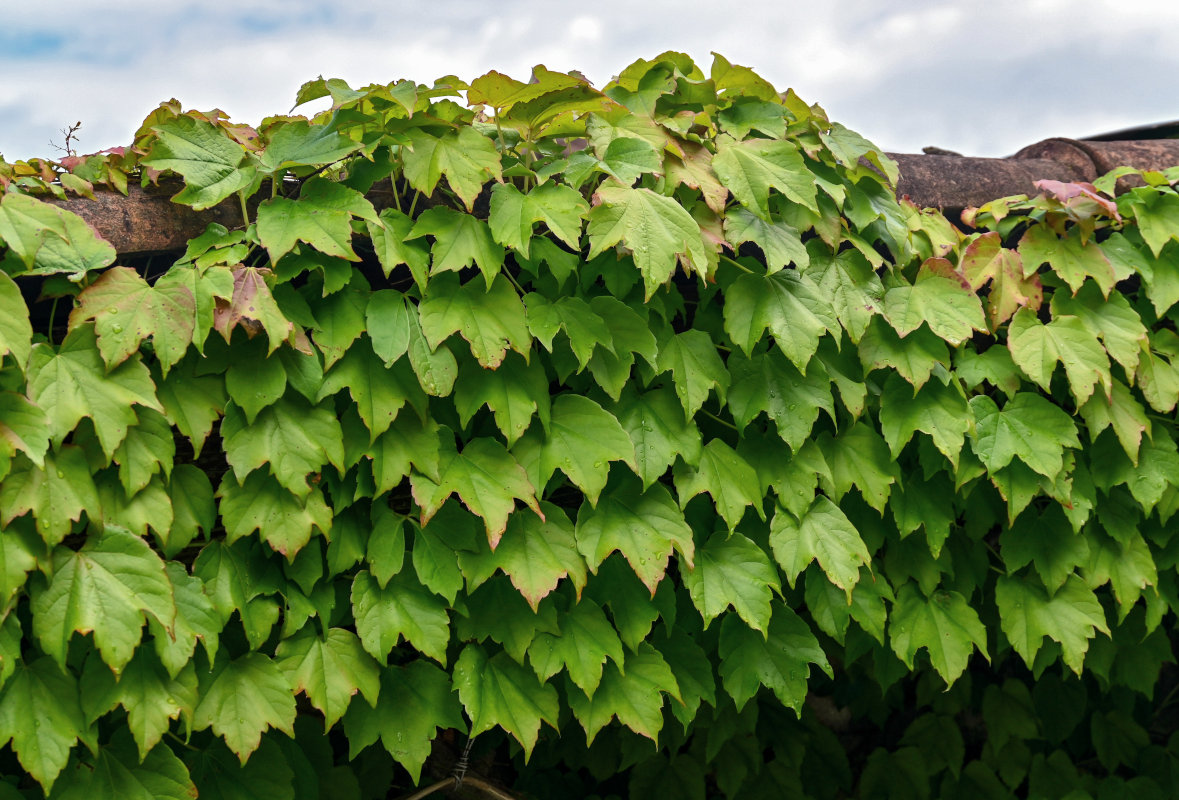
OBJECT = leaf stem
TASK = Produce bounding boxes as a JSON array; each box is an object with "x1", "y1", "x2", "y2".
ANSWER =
[
  {"x1": 165, "y1": 731, "x2": 201, "y2": 753},
  {"x1": 502, "y1": 268, "x2": 527, "y2": 296},
  {"x1": 237, "y1": 189, "x2": 250, "y2": 227},
  {"x1": 47, "y1": 296, "x2": 60, "y2": 345},
  {"x1": 720, "y1": 254, "x2": 756, "y2": 275},
  {"x1": 700, "y1": 408, "x2": 738, "y2": 431},
  {"x1": 409, "y1": 190, "x2": 422, "y2": 218}
]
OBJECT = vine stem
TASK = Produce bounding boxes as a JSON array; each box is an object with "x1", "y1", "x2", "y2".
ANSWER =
[{"x1": 398, "y1": 776, "x2": 518, "y2": 800}]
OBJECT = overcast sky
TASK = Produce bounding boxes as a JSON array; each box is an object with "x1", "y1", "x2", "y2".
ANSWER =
[{"x1": 1, "y1": 1, "x2": 1177, "y2": 162}]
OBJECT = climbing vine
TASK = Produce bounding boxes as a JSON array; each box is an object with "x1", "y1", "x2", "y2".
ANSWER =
[{"x1": 0, "y1": 52, "x2": 1175, "y2": 799}]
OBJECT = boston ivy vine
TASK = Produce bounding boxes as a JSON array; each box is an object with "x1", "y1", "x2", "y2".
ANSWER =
[{"x1": 0, "y1": 52, "x2": 1175, "y2": 799}]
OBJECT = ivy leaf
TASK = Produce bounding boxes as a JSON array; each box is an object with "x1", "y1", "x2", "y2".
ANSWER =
[
  {"x1": 1086, "y1": 530, "x2": 1157, "y2": 616},
  {"x1": 0, "y1": 192, "x2": 115, "y2": 279},
  {"x1": 79, "y1": 648, "x2": 197, "y2": 761},
  {"x1": 454, "y1": 644, "x2": 559, "y2": 759},
  {"x1": 724, "y1": 271, "x2": 838, "y2": 370},
  {"x1": 614, "y1": 386, "x2": 703, "y2": 489},
  {"x1": 1000, "y1": 505, "x2": 1089, "y2": 595},
  {"x1": 258, "y1": 119, "x2": 361, "y2": 170},
  {"x1": 157, "y1": 357, "x2": 226, "y2": 456},
  {"x1": 401, "y1": 126, "x2": 502, "y2": 211},
  {"x1": 193, "y1": 652, "x2": 297, "y2": 762},
  {"x1": 673, "y1": 439, "x2": 763, "y2": 530},
  {"x1": 587, "y1": 185, "x2": 710, "y2": 299},
  {"x1": 70, "y1": 266, "x2": 195, "y2": 373},
  {"x1": 718, "y1": 608, "x2": 831, "y2": 713},
  {"x1": 0, "y1": 448, "x2": 99, "y2": 546},
  {"x1": 48, "y1": 730, "x2": 196, "y2": 800},
  {"x1": 0, "y1": 657, "x2": 91, "y2": 793},
  {"x1": 969, "y1": 393, "x2": 1081, "y2": 478},
  {"x1": 726, "y1": 349, "x2": 834, "y2": 451},
  {"x1": 184, "y1": 738, "x2": 293, "y2": 800},
  {"x1": 879, "y1": 372, "x2": 971, "y2": 468},
  {"x1": 858, "y1": 316, "x2": 949, "y2": 389},
  {"x1": 521, "y1": 394, "x2": 636, "y2": 506},
  {"x1": 364, "y1": 412, "x2": 443, "y2": 496},
  {"x1": 27, "y1": 326, "x2": 162, "y2": 458},
  {"x1": 192, "y1": 540, "x2": 280, "y2": 651},
  {"x1": 0, "y1": 391, "x2": 50, "y2": 471},
  {"x1": 489, "y1": 182, "x2": 588, "y2": 255},
  {"x1": 524, "y1": 293, "x2": 613, "y2": 370},
  {"x1": 342, "y1": 662, "x2": 466, "y2": 784},
  {"x1": 1007, "y1": 308, "x2": 1111, "y2": 406},
  {"x1": 351, "y1": 570, "x2": 450, "y2": 665},
  {"x1": 454, "y1": 578, "x2": 559, "y2": 663},
  {"x1": 770, "y1": 496, "x2": 871, "y2": 599},
  {"x1": 113, "y1": 407, "x2": 175, "y2": 496},
  {"x1": 419, "y1": 273, "x2": 530, "y2": 369},
  {"x1": 819, "y1": 422, "x2": 899, "y2": 513},
  {"x1": 995, "y1": 574, "x2": 1110, "y2": 674},
  {"x1": 31, "y1": 525, "x2": 175, "y2": 675},
  {"x1": 0, "y1": 520, "x2": 37, "y2": 612},
  {"x1": 211, "y1": 266, "x2": 294, "y2": 354},
  {"x1": 410, "y1": 437, "x2": 542, "y2": 547},
  {"x1": 275, "y1": 625, "x2": 380, "y2": 729},
  {"x1": 883, "y1": 273, "x2": 986, "y2": 346},
  {"x1": 889, "y1": 584, "x2": 989, "y2": 686},
  {"x1": 408, "y1": 207, "x2": 505, "y2": 288},
  {"x1": 723, "y1": 207, "x2": 808, "y2": 273},
  {"x1": 958, "y1": 232, "x2": 1042, "y2": 330},
  {"x1": 1019, "y1": 225, "x2": 1116, "y2": 296},
  {"x1": 318, "y1": 341, "x2": 424, "y2": 442},
  {"x1": 454, "y1": 354, "x2": 550, "y2": 446},
  {"x1": 220, "y1": 396, "x2": 344, "y2": 498},
  {"x1": 576, "y1": 481, "x2": 695, "y2": 595},
  {"x1": 257, "y1": 192, "x2": 359, "y2": 263},
  {"x1": 216, "y1": 471, "x2": 332, "y2": 559},
  {"x1": 1126, "y1": 188, "x2": 1179, "y2": 256},
  {"x1": 657, "y1": 329, "x2": 730, "y2": 420},
  {"x1": 407, "y1": 310, "x2": 459, "y2": 396},
  {"x1": 365, "y1": 289, "x2": 413, "y2": 366},
  {"x1": 0, "y1": 271, "x2": 32, "y2": 368},
  {"x1": 493, "y1": 503, "x2": 587, "y2": 611},
  {"x1": 808, "y1": 247, "x2": 884, "y2": 343},
  {"x1": 666, "y1": 140, "x2": 728, "y2": 214},
  {"x1": 529, "y1": 598, "x2": 624, "y2": 695},
  {"x1": 566, "y1": 644, "x2": 681, "y2": 744},
  {"x1": 1050, "y1": 283, "x2": 1147, "y2": 375},
  {"x1": 712, "y1": 137, "x2": 818, "y2": 218},
  {"x1": 150, "y1": 563, "x2": 221, "y2": 677},
  {"x1": 682, "y1": 531, "x2": 779, "y2": 632},
  {"x1": 142, "y1": 115, "x2": 256, "y2": 209},
  {"x1": 367, "y1": 210, "x2": 430, "y2": 289}
]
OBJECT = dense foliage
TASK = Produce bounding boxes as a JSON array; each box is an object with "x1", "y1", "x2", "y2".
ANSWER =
[{"x1": 0, "y1": 52, "x2": 1176, "y2": 799}]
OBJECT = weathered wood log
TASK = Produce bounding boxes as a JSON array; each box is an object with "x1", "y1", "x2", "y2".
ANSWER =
[{"x1": 48, "y1": 138, "x2": 1179, "y2": 257}]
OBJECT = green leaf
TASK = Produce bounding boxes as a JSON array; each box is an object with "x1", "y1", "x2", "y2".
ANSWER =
[
  {"x1": 879, "y1": 372, "x2": 971, "y2": 468},
  {"x1": 79, "y1": 648, "x2": 197, "y2": 761},
  {"x1": 656, "y1": 329, "x2": 730, "y2": 419},
  {"x1": 70, "y1": 266, "x2": 196, "y2": 373},
  {"x1": 401, "y1": 126, "x2": 501, "y2": 211},
  {"x1": 576, "y1": 481, "x2": 695, "y2": 594},
  {"x1": 410, "y1": 437, "x2": 541, "y2": 547},
  {"x1": 1126, "y1": 188, "x2": 1179, "y2": 256},
  {"x1": 258, "y1": 119, "x2": 361, "y2": 170},
  {"x1": 318, "y1": 341, "x2": 424, "y2": 442},
  {"x1": 454, "y1": 354, "x2": 550, "y2": 446},
  {"x1": 613, "y1": 386, "x2": 703, "y2": 489},
  {"x1": 968, "y1": 393, "x2": 1080, "y2": 478},
  {"x1": 883, "y1": 273, "x2": 986, "y2": 346},
  {"x1": 454, "y1": 578, "x2": 559, "y2": 663},
  {"x1": 1000, "y1": 505, "x2": 1090, "y2": 595},
  {"x1": 31, "y1": 525, "x2": 175, "y2": 675},
  {"x1": 1019, "y1": 225, "x2": 1116, "y2": 296},
  {"x1": 408, "y1": 207, "x2": 505, "y2": 288},
  {"x1": 673, "y1": 439, "x2": 763, "y2": 530},
  {"x1": 150, "y1": 562, "x2": 221, "y2": 677},
  {"x1": 1007, "y1": 308, "x2": 1111, "y2": 406},
  {"x1": 216, "y1": 471, "x2": 332, "y2": 559},
  {"x1": 211, "y1": 266, "x2": 293, "y2": 354},
  {"x1": 723, "y1": 207, "x2": 807, "y2": 273},
  {"x1": 0, "y1": 271, "x2": 32, "y2": 368},
  {"x1": 0, "y1": 448, "x2": 99, "y2": 546},
  {"x1": 770, "y1": 496, "x2": 870, "y2": 598},
  {"x1": 157, "y1": 356, "x2": 226, "y2": 456},
  {"x1": 341, "y1": 662, "x2": 465, "y2": 784},
  {"x1": 858, "y1": 316, "x2": 949, "y2": 389},
  {"x1": 365, "y1": 289, "x2": 413, "y2": 366},
  {"x1": 819, "y1": 422, "x2": 899, "y2": 513},
  {"x1": 808, "y1": 247, "x2": 884, "y2": 343},
  {"x1": 492, "y1": 502, "x2": 587, "y2": 611},
  {"x1": 184, "y1": 738, "x2": 293, "y2": 800},
  {"x1": 587, "y1": 185, "x2": 710, "y2": 299},
  {"x1": 142, "y1": 115, "x2": 256, "y2": 209},
  {"x1": 566, "y1": 643, "x2": 680, "y2": 743},
  {"x1": 724, "y1": 271, "x2": 838, "y2": 370},
  {"x1": 712, "y1": 137, "x2": 817, "y2": 218},
  {"x1": 995, "y1": 574, "x2": 1110, "y2": 674},
  {"x1": 275, "y1": 625, "x2": 380, "y2": 729},
  {"x1": 193, "y1": 652, "x2": 297, "y2": 762},
  {"x1": 0, "y1": 391, "x2": 50, "y2": 471},
  {"x1": 0, "y1": 657, "x2": 91, "y2": 792},
  {"x1": 257, "y1": 194, "x2": 358, "y2": 263},
  {"x1": 454, "y1": 644, "x2": 559, "y2": 758},
  {"x1": 0, "y1": 192, "x2": 115, "y2": 278},
  {"x1": 518, "y1": 394, "x2": 635, "y2": 506},
  {"x1": 192, "y1": 540, "x2": 280, "y2": 650},
  {"x1": 726, "y1": 349, "x2": 833, "y2": 451},
  {"x1": 524, "y1": 293, "x2": 613, "y2": 370},
  {"x1": 221, "y1": 396, "x2": 344, "y2": 498},
  {"x1": 1086, "y1": 530, "x2": 1157, "y2": 616},
  {"x1": 717, "y1": 607, "x2": 831, "y2": 713},
  {"x1": 50, "y1": 731, "x2": 196, "y2": 800},
  {"x1": 419, "y1": 273, "x2": 530, "y2": 369},
  {"x1": 682, "y1": 531, "x2": 779, "y2": 632},
  {"x1": 113, "y1": 407, "x2": 175, "y2": 496},
  {"x1": 351, "y1": 570, "x2": 450, "y2": 665},
  {"x1": 1050, "y1": 282, "x2": 1147, "y2": 374},
  {"x1": 489, "y1": 182, "x2": 588, "y2": 255},
  {"x1": 364, "y1": 412, "x2": 443, "y2": 496},
  {"x1": 889, "y1": 584, "x2": 988, "y2": 685},
  {"x1": 406, "y1": 310, "x2": 458, "y2": 396},
  {"x1": 367, "y1": 210, "x2": 429, "y2": 288},
  {"x1": 529, "y1": 598, "x2": 624, "y2": 695},
  {"x1": 0, "y1": 519, "x2": 38, "y2": 612},
  {"x1": 27, "y1": 326, "x2": 162, "y2": 458}
]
